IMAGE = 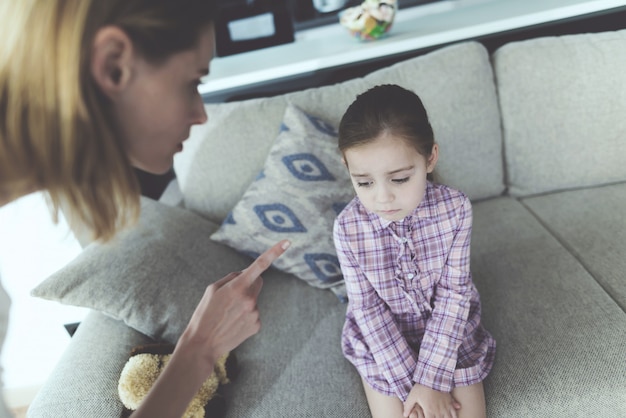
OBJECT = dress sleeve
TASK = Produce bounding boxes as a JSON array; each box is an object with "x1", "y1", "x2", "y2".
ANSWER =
[
  {"x1": 333, "y1": 220, "x2": 417, "y2": 401},
  {"x1": 413, "y1": 197, "x2": 474, "y2": 392}
]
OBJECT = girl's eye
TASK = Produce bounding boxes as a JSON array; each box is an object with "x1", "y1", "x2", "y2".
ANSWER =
[
  {"x1": 356, "y1": 181, "x2": 372, "y2": 188},
  {"x1": 392, "y1": 177, "x2": 410, "y2": 184}
]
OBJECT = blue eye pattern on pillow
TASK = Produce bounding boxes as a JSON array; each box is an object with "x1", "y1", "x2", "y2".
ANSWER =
[
  {"x1": 211, "y1": 103, "x2": 354, "y2": 301},
  {"x1": 304, "y1": 113, "x2": 337, "y2": 136},
  {"x1": 254, "y1": 203, "x2": 307, "y2": 233},
  {"x1": 332, "y1": 202, "x2": 349, "y2": 215},
  {"x1": 282, "y1": 153, "x2": 335, "y2": 182},
  {"x1": 304, "y1": 253, "x2": 343, "y2": 284}
]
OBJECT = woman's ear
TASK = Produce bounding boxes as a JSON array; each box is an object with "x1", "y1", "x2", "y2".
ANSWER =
[
  {"x1": 90, "y1": 26, "x2": 134, "y2": 98},
  {"x1": 426, "y1": 143, "x2": 439, "y2": 173}
]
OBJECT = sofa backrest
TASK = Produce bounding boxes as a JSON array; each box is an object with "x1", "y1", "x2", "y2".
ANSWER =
[
  {"x1": 175, "y1": 41, "x2": 505, "y2": 224},
  {"x1": 493, "y1": 29, "x2": 626, "y2": 197}
]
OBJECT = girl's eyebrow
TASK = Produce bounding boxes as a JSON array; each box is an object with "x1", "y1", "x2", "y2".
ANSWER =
[
  {"x1": 387, "y1": 165, "x2": 414, "y2": 175},
  {"x1": 350, "y1": 165, "x2": 414, "y2": 178},
  {"x1": 350, "y1": 173, "x2": 370, "y2": 178}
]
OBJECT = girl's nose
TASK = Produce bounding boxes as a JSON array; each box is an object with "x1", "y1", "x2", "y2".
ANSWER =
[{"x1": 375, "y1": 185, "x2": 394, "y2": 203}]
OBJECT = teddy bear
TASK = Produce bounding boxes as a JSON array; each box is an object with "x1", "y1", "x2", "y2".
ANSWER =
[{"x1": 118, "y1": 343, "x2": 237, "y2": 418}]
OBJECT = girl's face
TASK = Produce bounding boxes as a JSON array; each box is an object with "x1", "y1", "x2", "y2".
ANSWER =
[
  {"x1": 113, "y1": 26, "x2": 214, "y2": 174},
  {"x1": 343, "y1": 133, "x2": 438, "y2": 222}
]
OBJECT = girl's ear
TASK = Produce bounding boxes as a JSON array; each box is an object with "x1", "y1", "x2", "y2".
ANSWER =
[
  {"x1": 90, "y1": 26, "x2": 134, "y2": 99},
  {"x1": 426, "y1": 143, "x2": 439, "y2": 173}
]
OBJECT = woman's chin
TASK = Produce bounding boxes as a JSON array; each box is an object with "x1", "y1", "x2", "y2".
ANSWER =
[{"x1": 131, "y1": 159, "x2": 173, "y2": 176}]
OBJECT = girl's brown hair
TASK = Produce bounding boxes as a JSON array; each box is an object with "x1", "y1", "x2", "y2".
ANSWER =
[
  {"x1": 338, "y1": 84, "x2": 435, "y2": 158},
  {"x1": 0, "y1": 0, "x2": 216, "y2": 241}
]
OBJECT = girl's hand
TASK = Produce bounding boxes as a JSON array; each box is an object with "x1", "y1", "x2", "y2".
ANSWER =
[
  {"x1": 406, "y1": 404, "x2": 425, "y2": 418},
  {"x1": 403, "y1": 384, "x2": 461, "y2": 418}
]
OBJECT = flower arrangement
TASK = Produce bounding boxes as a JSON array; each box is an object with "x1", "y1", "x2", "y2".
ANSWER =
[{"x1": 339, "y1": 0, "x2": 396, "y2": 41}]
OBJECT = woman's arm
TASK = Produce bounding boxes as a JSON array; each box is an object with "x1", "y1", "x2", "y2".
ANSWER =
[{"x1": 131, "y1": 240, "x2": 290, "y2": 418}]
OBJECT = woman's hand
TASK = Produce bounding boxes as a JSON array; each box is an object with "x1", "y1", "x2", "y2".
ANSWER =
[
  {"x1": 181, "y1": 239, "x2": 291, "y2": 367},
  {"x1": 403, "y1": 383, "x2": 461, "y2": 418},
  {"x1": 131, "y1": 240, "x2": 291, "y2": 418}
]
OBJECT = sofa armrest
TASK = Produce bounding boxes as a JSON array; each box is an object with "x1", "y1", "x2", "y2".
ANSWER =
[{"x1": 27, "y1": 311, "x2": 155, "y2": 418}]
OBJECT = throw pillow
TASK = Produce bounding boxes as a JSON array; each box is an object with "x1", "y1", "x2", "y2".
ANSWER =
[
  {"x1": 31, "y1": 197, "x2": 255, "y2": 343},
  {"x1": 210, "y1": 104, "x2": 354, "y2": 301}
]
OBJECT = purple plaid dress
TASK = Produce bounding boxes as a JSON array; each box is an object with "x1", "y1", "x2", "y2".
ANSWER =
[{"x1": 333, "y1": 182, "x2": 495, "y2": 401}]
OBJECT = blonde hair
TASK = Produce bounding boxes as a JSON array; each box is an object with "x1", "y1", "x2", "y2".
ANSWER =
[{"x1": 0, "y1": 0, "x2": 216, "y2": 241}]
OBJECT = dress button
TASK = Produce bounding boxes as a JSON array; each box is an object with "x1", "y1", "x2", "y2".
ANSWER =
[{"x1": 407, "y1": 273, "x2": 415, "y2": 279}]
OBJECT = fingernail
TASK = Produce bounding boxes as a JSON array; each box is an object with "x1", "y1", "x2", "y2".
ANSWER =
[{"x1": 281, "y1": 240, "x2": 291, "y2": 250}]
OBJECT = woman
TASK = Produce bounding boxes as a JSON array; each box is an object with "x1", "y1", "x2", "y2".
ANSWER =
[{"x1": 0, "y1": 1, "x2": 289, "y2": 416}]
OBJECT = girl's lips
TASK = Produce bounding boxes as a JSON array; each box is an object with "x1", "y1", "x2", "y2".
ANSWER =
[{"x1": 380, "y1": 209, "x2": 400, "y2": 215}]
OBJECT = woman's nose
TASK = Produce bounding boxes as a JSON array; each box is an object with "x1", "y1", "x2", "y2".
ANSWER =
[{"x1": 192, "y1": 96, "x2": 208, "y2": 125}]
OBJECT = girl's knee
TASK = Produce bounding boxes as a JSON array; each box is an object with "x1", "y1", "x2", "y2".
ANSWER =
[
  {"x1": 452, "y1": 382, "x2": 486, "y2": 418},
  {"x1": 361, "y1": 378, "x2": 404, "y2": 418}
]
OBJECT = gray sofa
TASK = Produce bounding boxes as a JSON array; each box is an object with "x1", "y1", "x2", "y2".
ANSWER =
[{"x1": 28, "y1": 30, "x2": 626, "y2": 417}]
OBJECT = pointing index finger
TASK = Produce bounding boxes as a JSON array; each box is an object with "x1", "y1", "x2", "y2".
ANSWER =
[{"x1": 242, "y1": 240, "x2": 291, "y2": 280}]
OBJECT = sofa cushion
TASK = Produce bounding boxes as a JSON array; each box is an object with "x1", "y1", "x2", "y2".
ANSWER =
[
  {"x1": 174, "y1": 41, "x2": 504, "y2": 224},
  {"x1": 521, "y1": 182, "x2": 626, "y2": 312},
  {"x1": 494, "y1": 29, "x2": 626, "y2": 196},
  {"x1": 31, "y1": 267, "x2": 369, "y2": 418},
  {"x1": 221, "y1": 267, "x2": 369, "y2": 417},
  {"x1": 210, "y1": 103, "x2": 353, "y2": 300},
  {"x1": 31, "y1": 197, "x2": 254, "y2": 344},
  {"x1": 471, "y1": 197, "x2": 626, "y2": 416}
]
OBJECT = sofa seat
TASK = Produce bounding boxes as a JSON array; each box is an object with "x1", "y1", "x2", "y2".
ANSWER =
[
  {"x1": 472, "y1": 197, "x2": 626, "y2": 417},
  {"x1": 27, "y1": 311, "x2": 155, "y2": 417},
  {"x1": 522, "y1": 182, "x2": 626, "y2": 311},
  {"x1": 27, "y1": 196, "x2": 626, "y2": 417}
]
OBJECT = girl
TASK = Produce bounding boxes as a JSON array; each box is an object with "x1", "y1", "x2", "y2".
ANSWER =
[
  {"x1": 334, "y1": 85, "x2": 495, "y2": 418},
  {"x1": 0, "y1": 1, "x2": 289, "y2": 417}
]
